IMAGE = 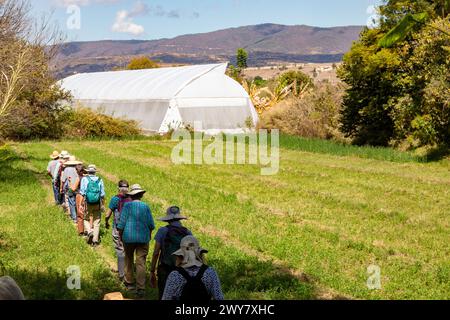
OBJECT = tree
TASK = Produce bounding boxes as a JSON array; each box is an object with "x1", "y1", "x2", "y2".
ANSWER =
[
  {"x1": 127, "y1": 56, "x2": 159, "y2": 70},
  {"x1": 338, "y1": 0, "x2": 450, "y2": 147},
  {"x1": 276, "y1": 71, "x2": 313, "y2": 97},
  {"x1": 0, "y1": 0, "x2": 68, "y2": 140},
  {"x1": 236, "y1": 48, "x2": 248, "y2": 70}
]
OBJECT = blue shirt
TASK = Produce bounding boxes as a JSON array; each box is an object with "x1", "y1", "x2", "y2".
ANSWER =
[
  {"x1": 117, "y1": 201, "x2": 155, "y2": 244},
  {"x1": 154, "y1": 221, "x2": 192, "y2": 245},
  {"x1": 79, "y1": 175, "x2": 105, "y2": 198}
]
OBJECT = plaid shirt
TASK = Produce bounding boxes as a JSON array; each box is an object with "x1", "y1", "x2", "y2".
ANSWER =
[{"x1": 117, "y1": 201, "x2": 155, "y2": 244}]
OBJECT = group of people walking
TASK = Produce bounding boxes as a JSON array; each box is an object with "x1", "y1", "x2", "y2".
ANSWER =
[{"x1": 47, "y1": 150, "x2": 224, "y2": 301}]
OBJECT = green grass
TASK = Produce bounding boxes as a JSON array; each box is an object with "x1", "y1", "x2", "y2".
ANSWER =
[
  {"x1": 279, "y1": 135, "x2": 427, "y2": 163},
  {"x1": 0, "y1": 145, "x2": 121, "y2": 299},
  {"x1": 2, "y1": 138, "x2": 449, "y2": 300}
]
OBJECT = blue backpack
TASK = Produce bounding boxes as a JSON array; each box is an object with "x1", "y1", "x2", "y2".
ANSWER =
[{"x1": 86, "y1": 177, "x2": 101, "y2": 204}]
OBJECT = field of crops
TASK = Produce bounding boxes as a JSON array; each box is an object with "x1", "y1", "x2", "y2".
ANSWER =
[{"x1": 1, "y1": 138, "x2": 449, "y2": 300}]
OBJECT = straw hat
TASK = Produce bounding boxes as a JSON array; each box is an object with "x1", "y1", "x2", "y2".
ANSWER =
[
  {"x1": 159, "y1": 206, "x2": 188, "y2": 222},
  {"x1": 172, "y1": 236, "x2": 208, "y2": 268},
  {"x1": 65, "y1": 156, "x2": 83, "y2": 166},
  {"x1": 127, "y1": 184, "x2": 146, "y2": 196},
  {"x1": 86, "y1": 164, "x2": 97, "y2": 174},
  {"x1": 49, "y1": 151, "x2": 60, "y2": 159}
]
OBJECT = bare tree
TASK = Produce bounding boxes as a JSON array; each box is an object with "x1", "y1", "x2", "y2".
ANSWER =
[{"x1": 0, "y1": 0, "x2": 64, "y2": 135}]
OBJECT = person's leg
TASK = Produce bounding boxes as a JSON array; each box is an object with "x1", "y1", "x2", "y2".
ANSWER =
[
  {"x1": 135, "y1": 243, "x2": 149, "y2": 291},
  {"x1": 68, "y1": 194, "x2": 77, "y2": 222},
  {"x1": 76, "y1": 194, "x2": 85, "y2": 235},
  {"x1": 123, "y1": 243, "x2": 136, "y2": 286},
  {"x1": 157, "y1": 264, "x2": 170, "y2": 300},
  {"x1": 52, "y1": 183, "x2": 59, "y2": 205},
  {"x1": 84, "y1": 206, "x2": 92, "y2": 238},
  {"x1": 112, "y1": 228, "x2": 125, "y2": 279},
  {"x1": 92, "y1": 204, "x2": 101, "y2": 244}
]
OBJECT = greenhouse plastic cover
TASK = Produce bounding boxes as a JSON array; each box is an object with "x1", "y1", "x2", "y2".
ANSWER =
[{"x1": 60, "y1": 63, "x2": 258, "y2": 134}]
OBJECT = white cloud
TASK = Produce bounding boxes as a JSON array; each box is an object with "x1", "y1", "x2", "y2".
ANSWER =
[{"x1": 111, "y1": 9, "x2": 145, "y2": 36}]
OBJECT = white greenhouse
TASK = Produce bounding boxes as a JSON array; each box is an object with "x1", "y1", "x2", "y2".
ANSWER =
[{"x1": 60, "y1": 63, "x2": 258, "y2": 134}]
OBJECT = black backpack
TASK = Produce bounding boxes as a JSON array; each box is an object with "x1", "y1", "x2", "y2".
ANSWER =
[
  {"x1": 160, "y1": 225, "x2": 190, "y2": 268},
  {"x1": 178, "y1": 265, "x2": 211, "y2": 302}
]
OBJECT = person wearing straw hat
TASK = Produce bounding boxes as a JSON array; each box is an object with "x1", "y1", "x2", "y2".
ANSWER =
[
  {"x1": 74, "y1": 164, "x2": 87, "y2": 236},
  {"x1": 150, "y1": 206, "x2": 192, "y2": 300},
  {"x1": 80, "y1": 164, "x2": 106, "y2": 247},
  {"x1": 117, "y1": 184, "x2": 155, "y2": 297},
  {"x1": 162, "y1": 236, "x2": 224, "y2": 301},
  {"x1": 52, "y1": 151, "x2": 70, "y2": 206},
  {"x1": 62, "y1": 156, "x2": 83, "y2": 223},
  {"x1": 47, "y1": 151, "x2": 60, "y2": 205}
]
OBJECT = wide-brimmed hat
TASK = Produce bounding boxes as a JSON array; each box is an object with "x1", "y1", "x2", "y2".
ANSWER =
[
  {"x1": 127, "y1": 184, "x2": 146, "y2": 196},
  {"x1": 159, "y1": 206, "x2": 188, "y2": 222},
  {"x1": 59, "y1": 150, "x2": 70, "y2": 159},
  {"x1": 65, "y1": 156, "x2": 83, "y2": 166},
  {"x1": 172, "y1": 236, "x2": 208, "y2": 268},
  {"x1": 49, "y1": 151, "x2": 60, "y2": 159},
  {"x1": 86, "y1": 164, "x2": 97, "y2": 174}
]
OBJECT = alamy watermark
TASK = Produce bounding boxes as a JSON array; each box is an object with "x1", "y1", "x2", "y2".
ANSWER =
[
  {"x1": 171, "y1": 122, "x2": 280, "y2": 176},
  {"x1": 367, "y1": 264, "x2": 382, "y2": 290},
  {"x1": 66, "y1": 5, "x2": 81, "y2": 30},
  {"x1": 66, "y1": 265, "x2": 81, "y2": 290}
]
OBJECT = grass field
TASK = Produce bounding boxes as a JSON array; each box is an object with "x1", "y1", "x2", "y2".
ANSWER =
[{"x1": 1, "y1": 137, "x2": 449, "y2": 300}]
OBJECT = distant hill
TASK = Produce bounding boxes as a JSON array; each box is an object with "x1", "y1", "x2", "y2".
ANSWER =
[{"x1": 53, "y1": 23, "x2": 363, "y2": 78}]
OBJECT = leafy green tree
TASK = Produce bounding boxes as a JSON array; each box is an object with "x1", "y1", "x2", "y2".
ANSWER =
[
  {"x1": 127, "y1": 56, "x2": 159, "y2": 70},
  {"x1": 338, "y1": 0, "x2": 449, "y2": 148},
  {"x1": 236, "y1": 48, "x2": 248, "y2": 70}
]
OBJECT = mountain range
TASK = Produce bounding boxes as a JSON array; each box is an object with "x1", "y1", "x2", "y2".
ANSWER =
[{"x1": 53, "y1": 23, "x2": 363, "y2": 78}]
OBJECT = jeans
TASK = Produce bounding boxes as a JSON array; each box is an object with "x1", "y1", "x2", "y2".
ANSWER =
[
  {"x1": 68, "y1": 192, "x2": 77, "y2": 222},
  {"x1": 112, "y1": 227, "x2": 125, "y2": 279},
  {"x1": 52, "y1": 182, "x2": 61, "y2": 205}
]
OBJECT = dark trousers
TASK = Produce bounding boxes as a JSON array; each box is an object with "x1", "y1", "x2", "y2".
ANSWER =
[{"x1": 157, "y1": 264, "x2": 175, "y2": 300}]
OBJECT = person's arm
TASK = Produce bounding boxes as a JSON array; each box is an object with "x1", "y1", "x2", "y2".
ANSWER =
[
  {"x1": 104, "y1": 208, "x2": 113, "y2": 229},
  {"x1": 105, "y1": 197, "x2": 118, "y2": 229},
  {"x1": 206, "y1": 268, "x2": 225, "y2": 301},
  {"x1": 52, "y1": 162, "x2": 60, "y2": 182},
  {"x1": 70, "y1": 176, "x2": 80, "y2": 193},
  {"x1": 161, "y1": 272, "x2": 179, "y2": 300},
  {"x1": 47, "y1": 163, "x2": 53, "y2": 178},
  {"x1": 79, "y1": 177, "x2": 87, "y2": 196},
  {"x1": 150, "y1": 241, "x2": 161, "y2": 288},
  {"x1": 147, "y1": 206, "x2": 156, "y2": 234}
]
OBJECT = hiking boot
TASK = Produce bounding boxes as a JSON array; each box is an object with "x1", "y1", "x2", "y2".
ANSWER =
[
  {"x1": 136, "y1": 290, "x2": 145, "y2": 298},
  {"x1": 124, "y1": 283, "x2": 136, "y2": 292},
  {"x1": 87, "y1": 233, "x2": 94, "y2": 245}
]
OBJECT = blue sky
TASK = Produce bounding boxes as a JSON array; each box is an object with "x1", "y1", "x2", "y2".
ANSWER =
[{"x1": 32, "y1": 0, "x2": 383, "y2": 42}]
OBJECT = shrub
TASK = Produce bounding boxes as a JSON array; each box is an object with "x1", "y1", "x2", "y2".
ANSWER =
[
  {"x1": 259, "y1": 82, "x2": 346, "y2": 141},
  {"x1": 126, "y1": 56, "x2": 159, "y2": 70},
  {"x1": 62, "y1": 107, "x2": 141, "y2": 139}
]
